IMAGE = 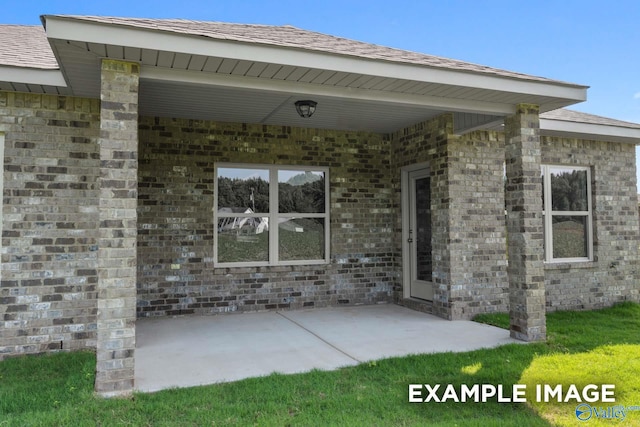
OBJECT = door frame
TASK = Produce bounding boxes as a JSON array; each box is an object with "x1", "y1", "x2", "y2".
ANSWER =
[{"x1": 401, "y1": 162, "x2": 432, "y2": 300}]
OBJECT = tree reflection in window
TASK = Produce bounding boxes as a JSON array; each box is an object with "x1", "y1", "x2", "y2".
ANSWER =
[
  {"x1": 542, "y1": 166, "x2": 592, "y2": 261},
  {"x1": 215, "y1": 166, "x2": 329, "y2": 266}
]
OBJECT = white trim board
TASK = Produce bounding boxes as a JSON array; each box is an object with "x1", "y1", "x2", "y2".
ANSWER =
[
  {"x1": 0, "y1": 65, "x2": 67, "y2": 87},
  {"x1": 540, "y1": 118, "x2": 640, "y2": 145}
]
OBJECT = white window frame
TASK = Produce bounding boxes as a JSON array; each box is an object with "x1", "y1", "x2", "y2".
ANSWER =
[
  {"x1": 541, "y1": 164, "x2": 593, "y2": 263},
  {"x1": 214, "y1": 163, "x2": 330, "y2": 267}
]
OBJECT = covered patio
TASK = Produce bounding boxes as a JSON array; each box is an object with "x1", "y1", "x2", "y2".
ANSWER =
[
  {"x1": 15, "y1": 15, "x2": 640, "y2": 399},
  {"x1": 38, "y1": 15, "x2": 587, "y2": 396},
  {"x1": 135, "y1": 304, "x2": 518, "y2": 392}
]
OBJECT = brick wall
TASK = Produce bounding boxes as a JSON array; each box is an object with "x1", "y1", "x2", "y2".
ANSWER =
[
  {"x1": 542, "y1": 136, "x2": 640, "y2": 310},
  {"x1": 2, "y1": 91, "x2": 639, "y2": 358},
  {"x1": 136, "y1": 117, "x2": 395, "y2": 316},
  {"x1": 392, "y1": 116, "x2": 509, "y2": 320},
  {"x1": 391, "y1": 116, "x2": 640, "y2": 319},
  {"x1": 391, "y1": 115, "x2": 453, "y2": 316},
  {"x1": 446, "y1": 131, "x2": 509, "y2": 319},
  {"x1": 0, "y1": 92, "x2": 100, "y2": 358}
]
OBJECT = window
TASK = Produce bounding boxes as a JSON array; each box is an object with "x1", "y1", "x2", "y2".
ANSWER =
[
  {"x1": 541, "y1": 165, "x2": 592, "y2": 262},
  {"x1": 214, "y1": 164, "x2": 329, "y2": 266}
]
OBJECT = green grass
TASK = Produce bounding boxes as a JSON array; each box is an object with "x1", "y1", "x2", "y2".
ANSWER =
[
  {"x1": 473, "y1": 312, "x2": 510, "y2": 330},
  {"x1": 520, "y1": 344, "x2": 640, "y2": 426},
  {"x1": 1, "y1": 302, "x2": 639, "y2": 426},
  {"x1": 0, "y1": 351, "x2": 95, "y2": 416}
]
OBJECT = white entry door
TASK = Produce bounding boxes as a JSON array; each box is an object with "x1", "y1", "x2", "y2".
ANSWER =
[{"x1": 407, "y1": 169, "x2": 433, "y2": 300}]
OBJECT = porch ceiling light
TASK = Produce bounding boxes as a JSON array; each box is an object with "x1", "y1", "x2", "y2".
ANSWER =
[{"x1": 294, "y1": 100, "x2": 317, "y2": 118}]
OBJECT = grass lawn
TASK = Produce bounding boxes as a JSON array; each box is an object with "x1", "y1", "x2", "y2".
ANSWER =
[{"x1": 1, "y1": 303, "x2": 639, "y2": 426}]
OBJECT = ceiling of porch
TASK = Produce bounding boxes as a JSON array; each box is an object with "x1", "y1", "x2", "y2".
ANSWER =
[{"x1": 137, "y1": 80, "x2": 450, "y2": 132}]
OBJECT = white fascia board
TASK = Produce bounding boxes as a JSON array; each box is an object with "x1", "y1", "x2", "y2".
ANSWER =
[
  {"x1": 540, "y1": 118, "x2": 640, "y2": 145},
  {"x1": 43, "y1": 16, "x2": 587, "y2": 102},
  {"x1": 0, "y1": 65, "x2": 67, "y2": 87},
  {"x1": 141, "y1": 66, "x2": 515, "y2": 115}
]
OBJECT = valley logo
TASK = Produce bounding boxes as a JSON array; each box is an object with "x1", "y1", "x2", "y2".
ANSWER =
[
  {"x1": 409, "y1": 383, "x2": 640, "y2": 423},
  {"x1": 575, "y1": 403, "x2": 640, "y2": 422}
]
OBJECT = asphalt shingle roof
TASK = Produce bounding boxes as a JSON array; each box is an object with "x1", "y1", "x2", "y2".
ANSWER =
[
  {"x1": 48, "y1": 15, "x2": 581, "y2": 86},
  {"x1": 0, "y1": 25, "x2": 58, "y2": 69},
  {"x1": 541, "y1": 109, "x2": 640, "y2": 129}
]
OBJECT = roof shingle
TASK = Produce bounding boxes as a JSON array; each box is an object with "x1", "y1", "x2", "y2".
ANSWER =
[
  {"x1": 0, "y1": 25, "x2": 58, "y2": 69},
  {"x1": 541, "y1": 109, "x2": 640, "y2": 129}
]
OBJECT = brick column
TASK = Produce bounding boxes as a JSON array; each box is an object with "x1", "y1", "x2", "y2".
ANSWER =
[
  {"x1": 504, "y1": 104, "x2": 546, "y2": 342},
  {"x1": 429, "y1": 115, "x2": 455, "y2": 319},
  {"x1": 95, "y1": 60, "x2": 140, "y2": 396}
]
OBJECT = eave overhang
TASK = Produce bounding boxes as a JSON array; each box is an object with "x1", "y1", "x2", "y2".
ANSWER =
[
  {"x1": 39, "y1": 15, "x2": 589, "y2": 134},
  {"x1": 0, "y1": 64, "x2": 66, "y2": 86}
]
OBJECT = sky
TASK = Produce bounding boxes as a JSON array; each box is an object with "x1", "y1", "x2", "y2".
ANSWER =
[{"x1": 4, "y1": 0, "x2": 640, "y2": 185}]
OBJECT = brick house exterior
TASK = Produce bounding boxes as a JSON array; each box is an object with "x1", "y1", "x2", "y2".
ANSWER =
[{"x1": 1, "y1": 16, "x2": 639, "y2": 395}]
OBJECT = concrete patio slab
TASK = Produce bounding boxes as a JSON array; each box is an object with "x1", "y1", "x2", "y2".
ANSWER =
[
  {"x1": 135, "y1": 304, "x2": 518, "y2": 393},
  {"x1": 135, "y1": 311, "x2": 358, "y2": 392},
  {"x1": 280, "y1": 304, "x2": 518, "y2": 362}
]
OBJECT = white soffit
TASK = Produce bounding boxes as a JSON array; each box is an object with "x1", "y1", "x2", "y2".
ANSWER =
[{"x1": 141, "y1": 67, "x2": 517, "y2": 116}]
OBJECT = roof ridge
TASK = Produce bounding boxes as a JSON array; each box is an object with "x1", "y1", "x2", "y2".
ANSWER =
[{"x1": 50, "y1": 15, "x2": 301, "y2": 29}]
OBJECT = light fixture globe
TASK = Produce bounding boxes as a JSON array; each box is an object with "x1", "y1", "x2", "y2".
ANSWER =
[{"x1": 294, "y1": 100, "x2": 317, "y2": 118}]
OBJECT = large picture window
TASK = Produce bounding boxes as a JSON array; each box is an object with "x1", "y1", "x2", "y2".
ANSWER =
[
  {"x1": 214, "y1": 164, "x2": 329, "y2": 266},
  {"x1": 541, "y1": 165, "x2": 592, "y2": 262}
]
